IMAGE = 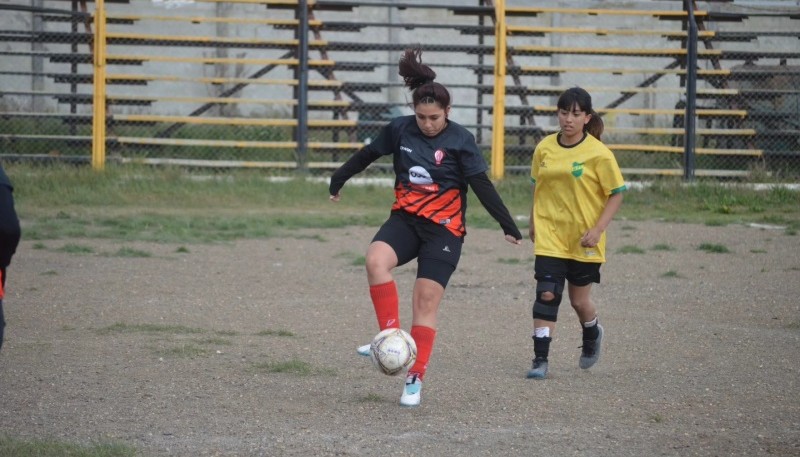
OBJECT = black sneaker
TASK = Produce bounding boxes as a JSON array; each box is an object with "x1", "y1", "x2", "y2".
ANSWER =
[
  {"x1": 526, "y1": 357, "x2": 549, "y2": 379},
  {"x1": 579, "y1": 323, "x2": 603, "y2": 369}
]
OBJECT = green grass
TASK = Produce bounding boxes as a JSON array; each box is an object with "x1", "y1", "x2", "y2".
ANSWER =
[
  {"x1": 6, "y1": 163, "x2": 800, "y2": 243},
  {"x1": 497, "y1": 257, "x2": 524, "y2": 264},
  {"x1": 0, "y1": 435, "x2": 135, "y2": 457},
  {"x1": 248, "y1": 359, "x2": 331, "y2": 375},
  {"x1": 57, "y1": 243, "x2": 94, "y2": 254},
  {"x1": 111, "y1": 247, "x2": 152, "y2": 258},
  {"x1": 153, "y1": 343, "x2": 208, "y2": 358},
  {"x1": 650, "y1": 244, "x2": 675, "y2": 251},
  {"x1": 96, "y1": 322, "x2": 205, "y2": 335},
  {"x1": 617, "y1": 245, "x2": 646, "y2": 254},
  {"x1": 254, "y1": 329, "x2": 295, "y2": 337},
  {"x1": 697, "y1": 243, "x2": 732, "y2": 254}
]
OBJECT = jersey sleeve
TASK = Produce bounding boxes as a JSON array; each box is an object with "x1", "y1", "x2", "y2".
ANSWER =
[
  {"x1": 530, "y1": 144, "x2": 541, "y2": 185},
  {"x1": 597, "y1": 148, "x2": 627, "y2": 195},
  {"x1": 457, "y1": 130, "x2": 489, "y2": 177},
  {"x1": 364, "y1": 117, "x2": 404, "y2": 157}
]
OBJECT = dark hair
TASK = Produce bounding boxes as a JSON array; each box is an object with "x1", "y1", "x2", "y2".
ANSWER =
[
  {"x1": 398, "y1": 47, "x2": 451, "y2": 109},
  {"x1": 557, "y1": 86, "x2": 604, "y2": 140}
]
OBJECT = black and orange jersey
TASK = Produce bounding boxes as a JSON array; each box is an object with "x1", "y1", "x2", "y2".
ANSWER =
[
  {"x1": 330, "y1": 115, "x2": 521, "y2": 240},
  {"x1": 367, "y1": 115, "x2": 487, "y2": 237}
]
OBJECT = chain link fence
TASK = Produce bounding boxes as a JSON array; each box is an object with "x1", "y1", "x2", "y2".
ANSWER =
[{"x1": 1, "y1": 0, "x2": 798, "y2": 179}]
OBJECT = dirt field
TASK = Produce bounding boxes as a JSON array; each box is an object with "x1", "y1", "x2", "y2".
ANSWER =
[{"x1": 1, "y1": 220, "x2": 799, "y2": 456}]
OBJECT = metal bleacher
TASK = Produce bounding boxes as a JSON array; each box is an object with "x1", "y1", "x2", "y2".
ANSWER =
[{"x1": 1, "y1": 0, "x2": 799, "y2": 177}]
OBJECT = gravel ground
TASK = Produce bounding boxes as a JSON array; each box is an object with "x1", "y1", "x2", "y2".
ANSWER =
[{"x1": 1, "y1": 220, "x2": 798, "y2": 456}]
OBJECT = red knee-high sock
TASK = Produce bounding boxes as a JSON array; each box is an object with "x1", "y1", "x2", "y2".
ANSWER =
[
  {"x1": 370, "y1": 281, "x2": 399, "y2": 330},
  {"x1": 408, "y1": 325, "x2": 436, "y2": 381}
]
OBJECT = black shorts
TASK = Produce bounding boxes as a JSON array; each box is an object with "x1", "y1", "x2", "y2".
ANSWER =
[
  {"x1": 534, "y1": 255, "x2": 601, "y2": 288},
  {"x1": 372, "y1": 211, "x2": 463, "y2": 288}
]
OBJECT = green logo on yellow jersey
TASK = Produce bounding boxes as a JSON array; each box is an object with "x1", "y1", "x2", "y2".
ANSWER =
[{"x1": 571, "y1": 162, "x2": 585, "y2": 178}]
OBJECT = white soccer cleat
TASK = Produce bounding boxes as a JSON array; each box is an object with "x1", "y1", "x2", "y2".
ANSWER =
[
  {"x1": 399, "y1": 373, "x2": 422, "y2": 407},
  {"x1": 356, "y1": 343, "x2": 371, "y2": 357}
]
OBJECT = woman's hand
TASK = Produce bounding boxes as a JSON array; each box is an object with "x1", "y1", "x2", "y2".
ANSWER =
[
  {"x1": 329, "y1": 193, "x2": 341, "y2": 202},
  {"x1": 505, "y1": 234, "x2": 522, "y2": 245},
  {"x1": 580, "y1": 227, "x2": 602, "y2": 247}
]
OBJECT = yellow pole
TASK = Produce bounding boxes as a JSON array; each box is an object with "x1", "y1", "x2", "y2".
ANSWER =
[
  {"x1": 490, "y1": 0, "x2": 507, "y2": 180},
  {"x1": 92, "y1": 0, "x2": 107, "y2": 170}
]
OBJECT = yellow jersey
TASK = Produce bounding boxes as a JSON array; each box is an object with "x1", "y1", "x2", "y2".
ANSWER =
[{"x1": 530, "y1": 133, "x2": 626, "y2": 263}]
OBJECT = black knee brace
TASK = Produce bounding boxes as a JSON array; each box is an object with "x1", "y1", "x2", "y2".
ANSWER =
[{"x1": 533, "y1": 281, "x2": 563, "y2": 322}]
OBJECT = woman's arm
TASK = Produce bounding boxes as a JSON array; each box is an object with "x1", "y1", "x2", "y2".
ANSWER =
[
  {"x1": 329, "y1": 147, "x2": 381, "y2": 200},
  {"x1": 466, "y1": 172, "x2": 522, "y2": 244},
  {"x1": 528, "y1": 184, "x2": 535, "y2": 243},
  {"x1": 580, "y1": 192, "x2": 624, "y2": 247}
]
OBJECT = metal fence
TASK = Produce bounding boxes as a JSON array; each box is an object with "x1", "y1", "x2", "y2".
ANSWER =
[{"x1": 1, "y1": 0, "x2": 799, "y2": 180}]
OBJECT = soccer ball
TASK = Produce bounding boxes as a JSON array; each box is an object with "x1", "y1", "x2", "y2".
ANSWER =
[{"x1": 369, "y1": 328, "x2": 417, "y2": 376}]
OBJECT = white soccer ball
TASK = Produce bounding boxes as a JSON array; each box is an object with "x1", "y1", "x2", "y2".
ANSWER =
[{"x1": 369, "y1": 328, "x2": 417, "y2": 376}]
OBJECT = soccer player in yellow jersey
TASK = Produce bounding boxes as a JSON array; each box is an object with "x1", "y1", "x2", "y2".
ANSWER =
[{"x1": 526, "y1": 87, "x2": 626, "y2": 379}]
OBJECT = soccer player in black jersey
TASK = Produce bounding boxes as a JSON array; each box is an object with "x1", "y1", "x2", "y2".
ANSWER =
[
  {"x1": 0, "y1": 163, "x2": 22, "y2": 352},
  {"x1": 329, "y1": 47, "x2": 522, "y2": 407}
]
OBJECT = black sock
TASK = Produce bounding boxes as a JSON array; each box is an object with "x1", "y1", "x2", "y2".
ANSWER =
[
  {"x1": 583, "y1": 323, "x2": 599, "y2": 341},
  {"x1": 533, "y1": 336, "x2": 552, "y2": 360}
]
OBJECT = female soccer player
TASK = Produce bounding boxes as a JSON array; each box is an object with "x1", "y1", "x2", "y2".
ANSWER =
[
  {"x1": 526, "y1": 87, "x2": 626, "y2": 379},
  {"x1": 0, "y1": 163, "x2": 22, "y2": 352},
  {"x1": 329, "y1": 47, "x2": 522, "y2": 407}
]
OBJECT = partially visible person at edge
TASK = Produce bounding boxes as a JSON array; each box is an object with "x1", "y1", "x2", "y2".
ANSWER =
[
  {"x1": 526, "y1": 86, "x2": 626, "y2": 379},
  {"x1": 329, "y1": 47, "x2": 523, "y2": 407},
  {"x1": 0, "y1": 162, "x2": 22, "y2": 352}
]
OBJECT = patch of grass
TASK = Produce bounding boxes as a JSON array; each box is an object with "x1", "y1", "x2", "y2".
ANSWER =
[
  {"x1": 175, "y1": 246, "x2": 190, "y2": 253},
  {"x1": 249, "y1": 359, "x2": 314, "y2": 375},
  {"x1": 57, "y1": 243, "x2": 94, "y2": 254},
  {"x1": 215, "y1": 329, "x2": 239, "y2": 336},
  {"x1": 351, "y1": 255, "x2": 366, "y2": 266},
  {"x1": 497, "y1": 257, "x2": 522, "y2": 265},
  {"x1": 617, "y1": 245, "x2": 646, "y2": 254},
  {"x1": 704, "y1": 219, "x2": 727, "y2": 227},
  {"x1": 750, "y1": 249, "x2": 767, "y2": 254},
  {"x1": 8, "y1": 165, "x2": 800, "y2": 244},
  {"x1": 193, "y1": 337, "x2": 232, "y2": 346},
  {"x1": 0, "y1": 435, "x2": 136, "y2": 457},
  {"x1": 620, "y1": 225, "x2": 637, "y2": 231},
  {"x1": 255, "y1": 329, "x2": 295, "y2": 337},
  {"x1": 661, "y1": 270, "x2": 681, "y2": 278},
  {"x1": 293, "y1": 233, "x2": 327, "y2": 242},
  {"x1": 41, "y1": 270, "x2": 58, "y2": 276},
  {"x1": 153, "y1": 343, "x2": 208, "y2": 358},
  {"x1": 612, "y1": 179, "x2": 800, "y2": 226},
  {"x1": 32, "y1": 242, "x2": 46, "y2": 249},
  {"x1": 96, "y1": 322, "x2": 205, "y2": 336},
  {"x1": 650, "y1": 244, "x2": 675, "y2": 251},
  {"x1": 697, "y1": 243, "x2": 731, "y2": 254},
  {"x1": 785, "y1": 320, "x2": 800, "y2": 330},
  {"x1": 650, "y1": 414, "x2": 665, "y2": 424},
  {"x1": 111, "y1": 247, "x2": 151, "y2": 258},
  {"x1": 359, "y1": 393, "x2": 384, "y2": 403}
]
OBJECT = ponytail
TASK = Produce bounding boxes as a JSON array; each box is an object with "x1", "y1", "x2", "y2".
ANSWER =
[
  {"x1": 586, "y1": 110, "x2": 604, "y2": 141},
  {"x1": 398, "y1": 47, "x2": 451, "y2": 108}
]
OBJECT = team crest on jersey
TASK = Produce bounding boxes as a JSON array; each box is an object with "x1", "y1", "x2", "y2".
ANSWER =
[
  {"x1": 572, "y1": 162, "x2": 585, "y2": 178},
  {"x1": 434, "y1": 149, "x2": 446, "y2": 166}
]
